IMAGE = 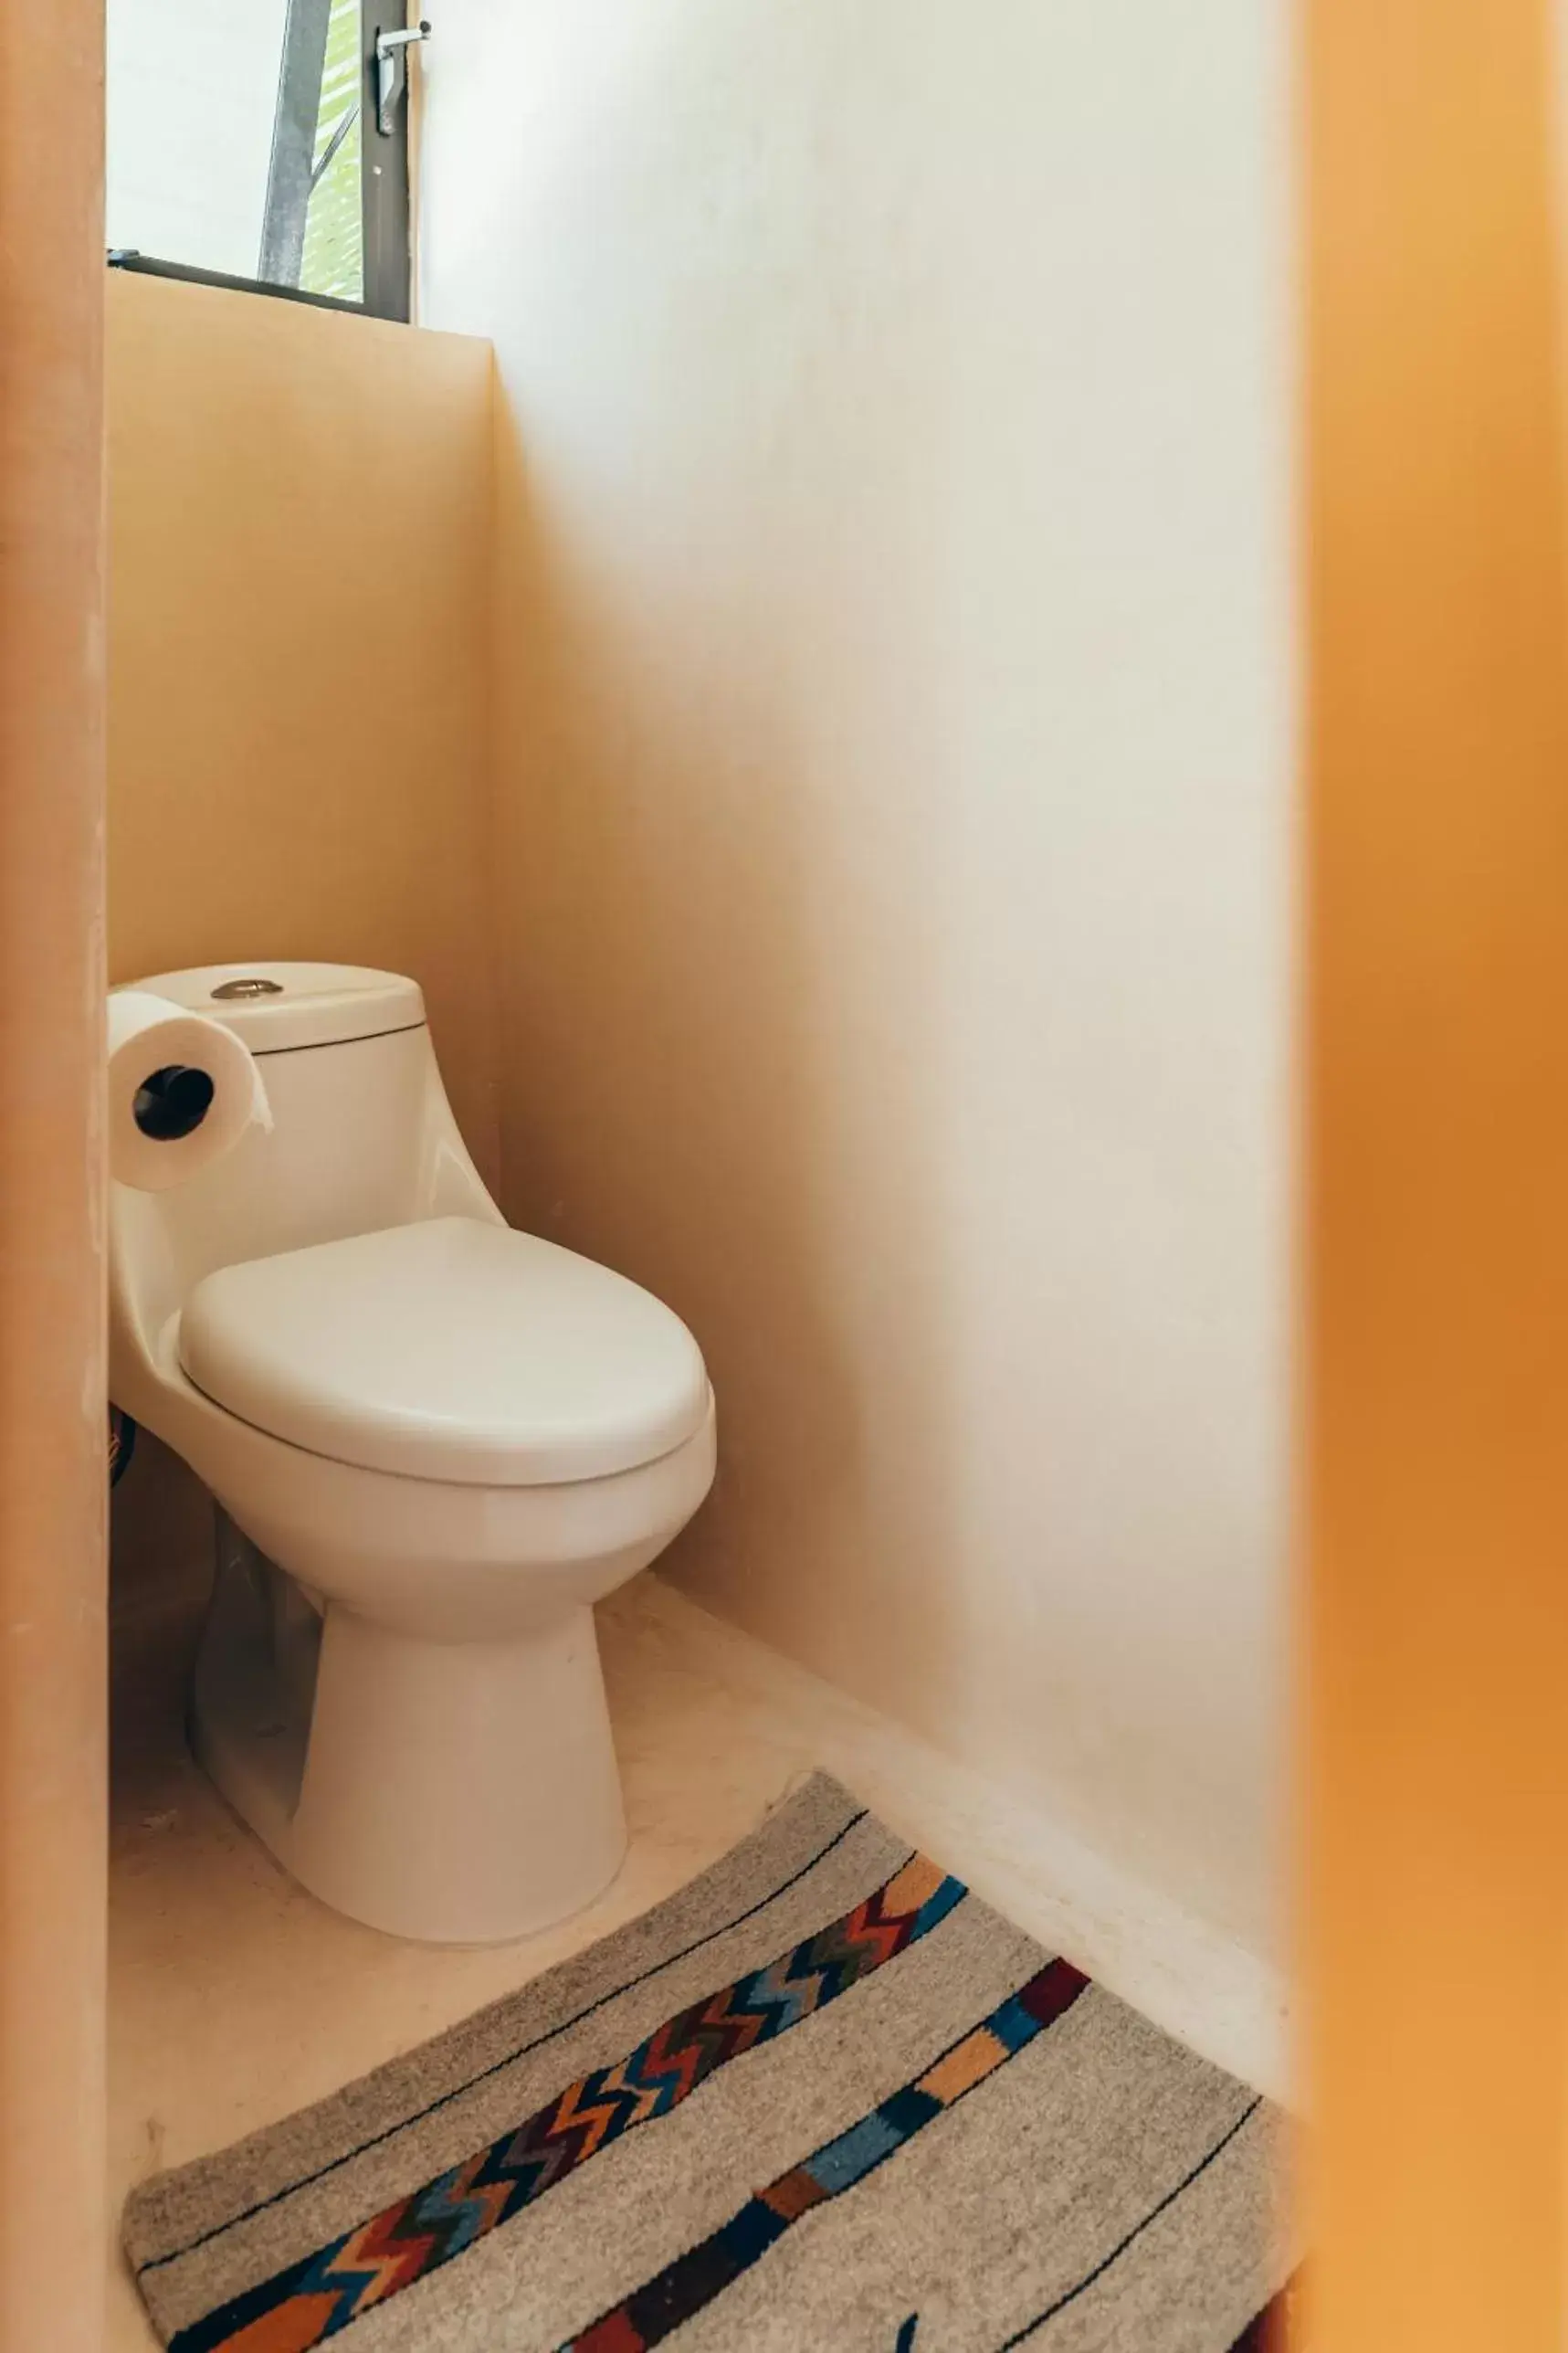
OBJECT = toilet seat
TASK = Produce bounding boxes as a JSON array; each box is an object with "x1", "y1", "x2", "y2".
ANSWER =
[{"x1": 178, "y1": 1215, "x2": 710, "y2": 1487}]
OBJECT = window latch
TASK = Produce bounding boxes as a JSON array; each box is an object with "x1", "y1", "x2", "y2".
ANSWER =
[{"x1": 374, "y1": 20, "x2": 431, "y2": 137}]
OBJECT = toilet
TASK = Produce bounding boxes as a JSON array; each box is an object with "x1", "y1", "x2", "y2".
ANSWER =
[{"x1": 108, "y1": 961, "x2": 717, "y2": 1944}]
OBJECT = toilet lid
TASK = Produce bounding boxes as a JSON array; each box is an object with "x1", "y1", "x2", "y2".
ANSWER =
[{"x1": 177, "y1": 1217, "x2": 710, "y2": 1486}]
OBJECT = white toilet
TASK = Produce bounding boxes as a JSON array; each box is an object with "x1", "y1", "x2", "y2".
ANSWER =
[{"x1": 109, "y1": 961, "x2": 716, "y2": 1944}]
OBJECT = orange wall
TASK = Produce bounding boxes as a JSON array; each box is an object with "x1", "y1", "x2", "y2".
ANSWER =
[
  {"x1": 0, "y1": 4, "x2": 108, "y2": 2347},
  {"x1": 1306, "y1": 0, "x2": 1568, "y2": 2340},
  {"x1": 106, "y1": 270, "x2": 499, "y2": 1180}
]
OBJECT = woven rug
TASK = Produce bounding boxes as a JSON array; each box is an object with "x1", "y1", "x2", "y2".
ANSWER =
[{"x1": 124, "y1": 1775, "x2": 1293, "y2": 2351}]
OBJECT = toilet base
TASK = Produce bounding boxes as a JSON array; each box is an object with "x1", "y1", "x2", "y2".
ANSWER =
[{"x1": 192, "y1": 1522, "x2": 628, "y2": 1943}]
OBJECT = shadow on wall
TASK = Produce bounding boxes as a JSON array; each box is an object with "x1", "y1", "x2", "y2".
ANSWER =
[
  {"x1": 111, "y1": 1432, "x2": 213, "y2": 1622},
  {"x1": 109, "y1": 1433, "x2": 215, "y2": 1793},
  {"x1": 486, "y1": 393, "x2": 978, "y2": 1740}
]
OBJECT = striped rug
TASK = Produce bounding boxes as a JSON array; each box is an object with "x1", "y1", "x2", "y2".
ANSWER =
[{"x1": 124, "y1": 1776, "x2": 1293, "y2": 2351}]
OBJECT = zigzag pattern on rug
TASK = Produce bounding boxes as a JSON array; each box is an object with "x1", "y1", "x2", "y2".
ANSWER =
[
  {"x1": 558, "y1": 1956, "x2": 1092, "y2": 2350},
  {"x1": 167, "y1": 1852, "x2": 966, "y2": 2353}
]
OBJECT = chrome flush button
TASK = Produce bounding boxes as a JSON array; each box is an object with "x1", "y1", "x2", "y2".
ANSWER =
[{"x1": 211, "y1": 977, "x2": 284, "y2": 999}]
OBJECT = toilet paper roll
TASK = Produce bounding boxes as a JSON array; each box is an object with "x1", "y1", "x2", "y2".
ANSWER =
[{"x1": 108, "y1": 989, "x2": 273, "y2": 1192}]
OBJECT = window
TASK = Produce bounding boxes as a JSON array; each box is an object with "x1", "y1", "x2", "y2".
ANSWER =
[{"x1": 106, "y1": 1, "x2": 425, "y2": 322}]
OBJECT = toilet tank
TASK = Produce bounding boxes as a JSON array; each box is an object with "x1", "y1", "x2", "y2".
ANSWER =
[{"x1": 109, "y1": 962, "x2": 499, "y2": 1409}]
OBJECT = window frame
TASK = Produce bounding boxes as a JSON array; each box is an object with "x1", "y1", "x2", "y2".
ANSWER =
[{"x1": 105, "y1": 3, "x2": 414, "y2": 325}]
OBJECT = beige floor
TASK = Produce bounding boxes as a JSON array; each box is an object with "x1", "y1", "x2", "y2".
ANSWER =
[{"x1": 107, "y1": 1567, "x2": 818, "y2": 2352}]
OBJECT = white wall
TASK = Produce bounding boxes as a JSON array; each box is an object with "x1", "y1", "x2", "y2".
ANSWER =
[
  {"x1": 108, "y1": 0, "x2": 288, "y2": 277},
  {"x1": 420, "y1": 0, "x2": 1294, "y2": 1958}
]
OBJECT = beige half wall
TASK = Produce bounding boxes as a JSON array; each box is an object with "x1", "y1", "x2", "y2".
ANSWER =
[{"x1": 106, "y1": 269, "x2": 499, "y2": 1182}]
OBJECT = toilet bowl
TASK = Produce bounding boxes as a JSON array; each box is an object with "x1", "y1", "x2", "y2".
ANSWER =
[{"x1": 109, "y1": 961, "x2": 717, "y2": 1943}]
